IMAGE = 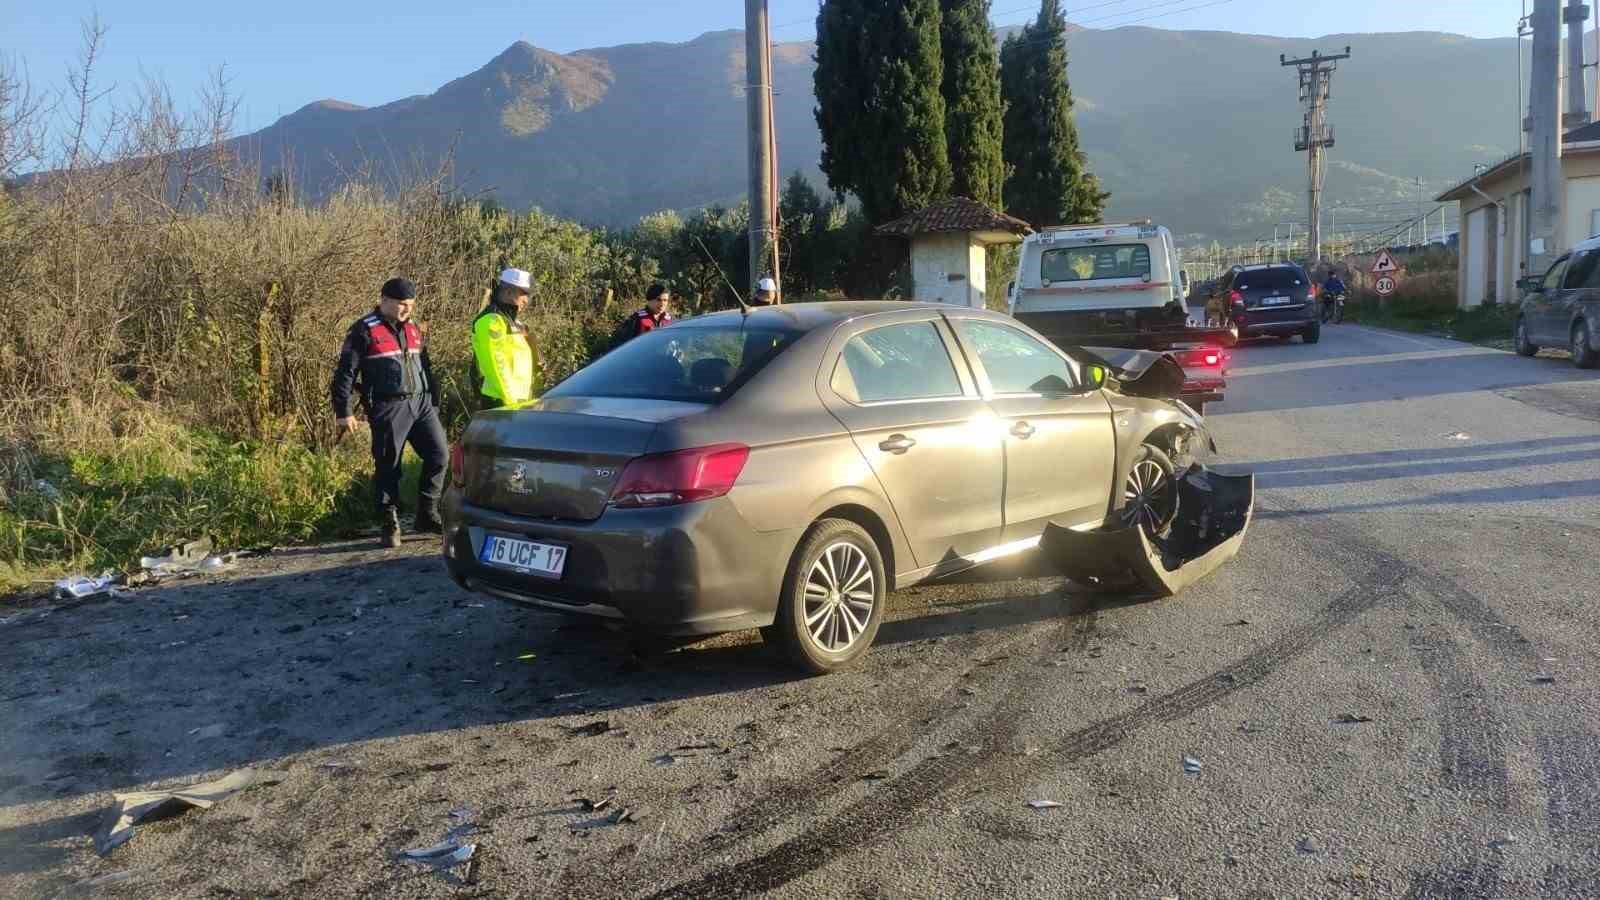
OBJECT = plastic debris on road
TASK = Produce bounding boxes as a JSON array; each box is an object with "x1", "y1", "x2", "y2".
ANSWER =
[
  {"x1": 1183, "y1": 755, "x2": 1204, "y2": 774},
  {"x1": 138, "y1": 537, "x2": 249, "y2": 580},
  {"x1": 1534, "y1": 674, "x2": 1557, "y2": 684},
  {"x1": 1333, "y1": 713, "x2": 1374, "y2": 724},
  {"x1": 53, "y1": 571, "x2": 122, "y2": 601},
  {"x1": 566, "y1": 720, "x2": 612, "y2": 738},
  {"x1": 96, "y1": 768, "x2": 257, "y2": 855},
  {"x1": 1027, "y1": 800, "x2": 1063, "y2": 810},
  {"x1": 1441, "y1": 431, "x2": 1471, "y2": 441},
  {"x1": 399, "y1": 841, "x2": 477, "y2": 869},
  {"x1": 189, "y1": 723, "x2": 227, "y2": 740}
]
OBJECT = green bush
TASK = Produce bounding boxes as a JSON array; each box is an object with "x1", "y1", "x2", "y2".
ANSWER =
[{"x1": 0, "y1": 428, "x2": 420, "y2": 595}]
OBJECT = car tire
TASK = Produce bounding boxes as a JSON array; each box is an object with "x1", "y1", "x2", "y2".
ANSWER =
[
  {"x1": 1302, "y1": 321, "x2": 1321, "y2": 344},
  {"x1": 1121, "y1": 443, "x2": 1179, "y2": 543},
  {"x1": 1574, "y1": 320, "x2": 1600, "y2": 369},
  {"x1": 1515, "y1": 317, "x2": 1538, "y2": 357},
  {"x1": 767, "y1": 519, "x2": 886, "y2": 675}
]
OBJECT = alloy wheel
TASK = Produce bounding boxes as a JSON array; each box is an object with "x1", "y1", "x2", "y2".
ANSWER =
[
  {"x1": 802, "y1": 542, "x2": 876, "y2": 653},
  {"x1": 1124, "y1": 457, "x2": 1178, "y2": 541}
]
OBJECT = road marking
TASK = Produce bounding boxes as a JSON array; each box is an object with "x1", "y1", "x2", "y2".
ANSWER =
[
  {"x1": 1229, "y1": 346, "x2": 1504, "y2": 377},
  {"x1": 1344, "y1": 325, "x2": 1442, "y2": 348}
]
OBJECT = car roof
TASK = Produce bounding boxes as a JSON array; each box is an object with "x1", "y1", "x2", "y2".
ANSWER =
[{"x1": 673, "y1": 301, "x2": 1005, "y2": 331}]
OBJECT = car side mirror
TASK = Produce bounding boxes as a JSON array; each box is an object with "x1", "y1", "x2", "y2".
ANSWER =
[
  {"x1": 1517, "y1": 275, "x2": 1543, "y2": 293},
  {"x1": 1082, "y1": 364, "x2": 1107, "y2": 390}
]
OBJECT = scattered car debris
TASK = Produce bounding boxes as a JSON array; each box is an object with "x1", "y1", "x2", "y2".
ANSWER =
[
  {"x1": 1533, "y1": 675, "x2": 1557, "y2": 684},
  {"x1": 1441, "y1": 431, "x2": 1471, "y2": 441},
  {"x1": 567, "y1": 720, "x2": 612, "y2": 738},
  {"x1": 516, "y1": 652, "x2": 537, "y2": 662},
  {"x1": 1333, "y1": 713, "x2": 1374, "y2": 725},
  {"x1": 651, "y1": 754, "x2": 677, "y2": 767},
  {"x1": 399, "y1": 840, "x2": 477, "y2": 869},
  {"x1": 1224, "y1": 619, "x2": 1251, "y2": 627},
  {"x1": 1183, "y1": 755, "x2": 1204, "y2": 775},
  {"x1": 863, "y1": 770, "x2": 890, "y2": 781},
  {"x1": 188, "y1": 723, "x2": 227, "y2": 740},
  {"x1": 1297, "y1": 835, "x2": 1322, "y2": 854},
  {"x1": 96, "y1": 768, "x2": 257, "y2": 855},
  {"x1": 1027, "y1": 800, "x2": 1063, "y2": 810},
  {"x1": 576, "y1": 796, "x2": 614, "y2": 813},
  {"x1": 53, "y1": 571, "x2": 122, "y2": 601},
  {"x1": 138, "y1": 537, "x2": 242, "y2": 580}
]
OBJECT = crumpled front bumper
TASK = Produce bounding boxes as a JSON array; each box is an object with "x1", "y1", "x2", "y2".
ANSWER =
[{"x1": 1040, "y1": 466, "x2": 1254, "y2": 596}]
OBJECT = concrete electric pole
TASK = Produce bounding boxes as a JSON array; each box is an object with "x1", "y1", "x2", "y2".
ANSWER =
[
  {"x1": 1530, "y1": 0, "x2": 1564, "y2": 274},
  {"x1": 1282, "y1": 46, "x2": 1351, "y2": 268},
  {"x1": 745, "y1": 0, "x2": 780, "y2": 299}
]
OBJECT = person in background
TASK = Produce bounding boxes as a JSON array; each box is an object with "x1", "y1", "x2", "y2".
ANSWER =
[
  {"x1": 753, "y1": 276, "x2": 779, "y2": 306},
  {"x1": 330, "y1": 277, "x2": 448, "y2": 548},
  {"x1": 611, "y1": 283, "x2": 674, "y2": 348},
  {"x1": 472, "y1": 267, "x2": 539, "y2": 409}
]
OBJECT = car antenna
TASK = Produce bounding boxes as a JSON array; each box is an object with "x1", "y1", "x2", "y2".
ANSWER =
[{"x1": 693, "y1": 236, "x2": 752, "y2": 315}]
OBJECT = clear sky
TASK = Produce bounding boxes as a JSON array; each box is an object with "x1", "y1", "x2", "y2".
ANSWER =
[{"x1": 5, "y1": 0, "x2": 1522, "y2": 133}]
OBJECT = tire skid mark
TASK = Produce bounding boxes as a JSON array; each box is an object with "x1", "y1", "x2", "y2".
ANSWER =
[
  {"x1": 1537, "y1": 728, "x2": 1600, "y2": 836},
  {"x1": 646, "y1": 567, "x2": 1403, "y2": 900},
  {"x1": 561, "y1": 588, "x2": 1098, "y2": 897},
  {"x1": 1415, "y1": 637, "x2": 1510, "y2": 808}
]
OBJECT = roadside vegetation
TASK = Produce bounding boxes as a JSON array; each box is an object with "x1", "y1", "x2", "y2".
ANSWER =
[{"x1": 1339, "y1": 248, "x2": 1516, "y2": 346}]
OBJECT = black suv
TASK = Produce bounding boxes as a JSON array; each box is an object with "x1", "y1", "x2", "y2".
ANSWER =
[{"x1": 1208, "y1": 264, "x2": 1320, "y2": 343}]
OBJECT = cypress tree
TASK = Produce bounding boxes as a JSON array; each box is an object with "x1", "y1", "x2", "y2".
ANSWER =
[
  {"x1": 1000, "y1": 0, "x2": 1108, "y2": 226},
  {"x1": 814, "y1": 0, "x2": 952, "y2": 224},
  {"x1": 939, "y1": 0, "x2": 1007, "y2": 209}
]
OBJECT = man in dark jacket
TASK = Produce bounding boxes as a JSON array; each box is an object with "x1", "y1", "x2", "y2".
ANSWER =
[
  {"x1": 330, "y1": 277, "x2": 448, "y2": 548},
  {"x1": 611, "y1": 283, "x2": 674, "y2": 349}
]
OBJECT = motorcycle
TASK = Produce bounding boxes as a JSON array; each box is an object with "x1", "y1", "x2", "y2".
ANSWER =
[{"x1": 1320, "y1": 291, "x2": 1346, "y2": 324}]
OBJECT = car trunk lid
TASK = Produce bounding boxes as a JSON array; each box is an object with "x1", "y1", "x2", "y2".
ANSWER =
[{"x1": 462, "y1": 397, "x2": 709, "y2": 522}]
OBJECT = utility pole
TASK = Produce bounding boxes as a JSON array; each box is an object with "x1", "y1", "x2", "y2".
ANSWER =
[
  {"x1": 1283, "y1": 46, "x2": 1351, "y2": 268},
  {"x1": 745, "y1": 0, "x2": 779, "y2": 299},
  {"x1": 1531, "y1": 0, "x2": 1564, "y2": 274}
]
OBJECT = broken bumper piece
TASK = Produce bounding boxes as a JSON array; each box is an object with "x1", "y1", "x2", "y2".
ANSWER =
[{"x1": 1041, "y1": 466, "x2": 1254, "y2": 596}]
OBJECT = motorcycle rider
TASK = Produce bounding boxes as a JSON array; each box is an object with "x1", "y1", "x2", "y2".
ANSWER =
[{"x1": 1321, "y1": 270, "x2": 1348, "y2": 323}]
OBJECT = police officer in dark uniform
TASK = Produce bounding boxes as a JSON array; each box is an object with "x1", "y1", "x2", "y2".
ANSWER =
[
  {"x1": 610, "y1": 283, "x2": 674, "y2": 349},
  {"x1": 330, "y1": 277, "x2": 448, "y2": 548}
]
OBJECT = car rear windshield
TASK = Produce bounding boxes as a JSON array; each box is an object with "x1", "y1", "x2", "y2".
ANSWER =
[
  {"x1": 543, "y1": 322, "x2": 803, "y2": 403},
  {"x1": 1041, "y1": 243, "x2": 1152, "y2": 282},
  {"x1": 1234, "y1": 268, "x2": 1306, "y2": 291}
]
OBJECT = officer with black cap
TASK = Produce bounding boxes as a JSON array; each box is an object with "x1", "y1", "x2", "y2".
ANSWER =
[{"x1": 330, "y1": 277, "x2": 448, "y2": 548}]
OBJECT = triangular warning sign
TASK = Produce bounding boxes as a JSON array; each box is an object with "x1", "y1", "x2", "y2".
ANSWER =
[{"x1": 1372, "y1": 249, "x2": 1400, "y2": 274}]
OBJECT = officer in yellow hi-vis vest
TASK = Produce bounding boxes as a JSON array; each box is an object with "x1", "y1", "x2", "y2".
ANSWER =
[{"x1": 471, "y1": 268, "x2": 539, "y2": 408}]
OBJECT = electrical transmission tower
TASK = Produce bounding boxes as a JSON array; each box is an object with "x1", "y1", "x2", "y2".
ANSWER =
[{"x1": 1281, "y1": 46, "x2": 1351, "y2": 268}]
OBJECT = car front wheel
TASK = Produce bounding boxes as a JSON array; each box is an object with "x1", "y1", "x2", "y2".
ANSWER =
[
  {"x1": 1122, "y1": 444, "x2": 1179, "y2": 543},
  {"x1": 1574, "y1": 320, "x2": 1599, "y2": 369},
  {"x1": 1515, "y1": 318, "x2": 1538, "y2": 357},
  {"x1": 766, "y1": 519, "x2": 886, "y2": 674}
]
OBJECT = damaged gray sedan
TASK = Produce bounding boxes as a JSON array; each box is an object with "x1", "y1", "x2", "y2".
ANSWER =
[{"x1": 442, "y1": 302, "x2": 1252, "y2": 674}]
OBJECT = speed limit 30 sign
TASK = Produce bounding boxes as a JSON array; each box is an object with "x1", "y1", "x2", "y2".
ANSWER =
[{"x1": 1375, "y1": 275, "x2": 1397, "y2": 297}]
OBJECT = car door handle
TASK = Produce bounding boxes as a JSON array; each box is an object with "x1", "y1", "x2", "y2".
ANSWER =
[
  {"x1": 1010, "y1": 421, "x2": 1036, "y2": 439},
  {"x1": 878, "y1": 435, "x2": 916, "y2": 454}
]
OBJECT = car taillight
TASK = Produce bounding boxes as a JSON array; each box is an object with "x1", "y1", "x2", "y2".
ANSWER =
[
  {"x1": 449, "y1": 442, "x2": 465, "y2": 488},
  {"x1": 609, "y1": 443, "x2": 750, "y2": 509},
  {"x1": 1229, "y1": 290, "x2": 1244, "y2": 305},
  {"x1": 1175, "y1": 348, "x2": 1225, "y2": 368}
]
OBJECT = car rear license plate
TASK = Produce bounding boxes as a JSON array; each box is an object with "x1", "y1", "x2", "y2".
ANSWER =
[
  {"x1": 1261, "y1": 295, "x2": 1291, "y2": 306},
  {"x1": 480, "y1": 535, "x2": 567, "y2": 578}
]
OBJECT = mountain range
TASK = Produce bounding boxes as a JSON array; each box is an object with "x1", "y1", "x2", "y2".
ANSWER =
[{"x1": 232, "y1": 24, "x2": 1536, "y2": 245}]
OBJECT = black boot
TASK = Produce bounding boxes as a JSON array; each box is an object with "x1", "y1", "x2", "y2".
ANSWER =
[
  {"x1": 381, "y1": 507, "x2": 402, "y2": 548},
  {"x1": 414, "y1": 498, "x2": 442, "y2": 534}
]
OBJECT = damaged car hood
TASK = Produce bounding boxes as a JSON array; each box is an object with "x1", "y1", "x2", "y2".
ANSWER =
[{"x1": 1068, "y1": 346, "x2": 1187, "y2": 400}]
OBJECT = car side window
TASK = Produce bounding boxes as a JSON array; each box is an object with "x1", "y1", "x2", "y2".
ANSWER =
[
  {"x1": 1563, "y1": 251, "x2": 1598, "y2": 289},
  {"x1": 832, "y1": 321, "x2": 964, "y2": 404},
  {"x1": 1543, "y1": 257, "x2": 1570, "y2": 292},
  {"x1": 957, "y1": 321, "x2": 1076, "y2": 395}
]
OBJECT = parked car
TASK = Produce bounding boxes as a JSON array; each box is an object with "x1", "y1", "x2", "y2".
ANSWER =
[
  {"x1": 441, "y1": 302, "x2": 1219, "y2": 673},
  {"x1": 1513, "y1": 237, "x2": 1600, "y2": 368},
  {"x1": 1207, "y1": 263, "x2": 1320, "y2": 343}
]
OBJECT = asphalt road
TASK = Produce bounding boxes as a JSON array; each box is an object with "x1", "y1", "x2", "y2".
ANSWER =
[{"x1": 4, "y1": 323, "x2": 1599, "y2": 899}]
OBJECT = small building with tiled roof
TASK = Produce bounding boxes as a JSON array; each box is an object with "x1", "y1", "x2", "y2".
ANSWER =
[{"x1": 876, "y1": 197, "x2": 1033, "y2": 308}]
